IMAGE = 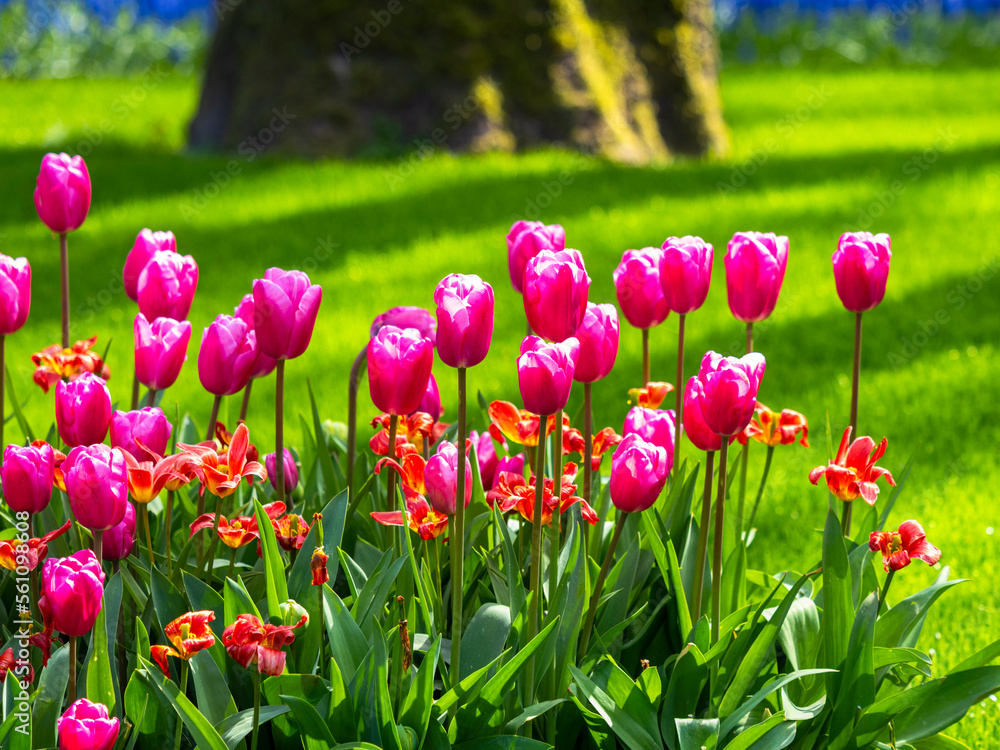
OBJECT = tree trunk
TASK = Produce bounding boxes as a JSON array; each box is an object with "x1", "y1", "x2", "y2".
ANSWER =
[{"x1": 189, "y1": 0, "x2": 728, "y2": 164}]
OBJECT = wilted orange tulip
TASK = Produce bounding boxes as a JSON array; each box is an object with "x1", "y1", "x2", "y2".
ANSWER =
[
  {"x1": 737, "y1": 402, "x2": 809, "y2": 447},
  {"x1": 627, "y1": 382, "x2": 673, "y2": 410},
  {"x1": 869, "y1": 520, "x2": 941, "y2": 572},
  {"x1": 151, "y1": 611, "x2": 216, "y2": 677},
  {"x1": 809, "y1": 427, "x2": 895, "y2": 505}
]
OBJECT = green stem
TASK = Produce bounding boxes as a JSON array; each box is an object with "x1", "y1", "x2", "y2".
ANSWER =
[
  {"x1": 141, "y1": 504, "x2": 155, "y2": 569},
  {"x1": 67, "y1": 636, "x2": 77, "y2": 702},
  {"x1": 746, "y1": 321, "x2": 753, "y2": 355},
  {"x1": 147, "y1": 388, "x2": 157, "y2": 408},
  {"x1": 174, "y1": 661, "x2": 189, "y2": 750},
  {"x1": 431, "y1": 538, "x2": 443, "y2": 631},
  {"x1": 547, "y1": 410, "x2": 563, "y2": 618},
  {"x1": 206, "y1": 394, "x2": 222, "y2": 442},
  {"x1": 275, "y1": 359, "x2": 286, "y2": 508},
  {"x1": 843, "y1": 311, "x2": 863, "y2": 537},
  {"x1": 386, "y1": 415, "x2": 399, "y2": 512},
  {"x1": 691, "y1": 450, "x2": 715, "y2": 620},
  {"x1": 165, "y1": 490, "x2": 174, "y2": 579},
  {"x1": 239, "y1": 379, "x2": 253, "y2": 422},
  {"x1": 525, "y1": 413, "x2": 550, "y2": 704},
  {"x1": 582, "y1": 384, "x2": 593, "y2": 506},
  {"x1": 878, "y1": 569, "x2": 895, "y2": 616},
  {"x1": 227, "y1": 546, "x2": 237, "y2": 580},
  {"x1": 346, "y1": 346, "x2": 367, "y2": 501},
  {"x1": 712, "y1": 439, "x2": 730, "y2": 648},
  {"x1": 60, "y1": 232, "x2": 69, "y2": 349},
  {"x1": 745, "y1": 446, "x2": 775, "y2": 534},
  {"x1": 578, "y1": 511, "x2": 627, "y2": 660},
  {"x1": 131, "y1": 370, "x2": 140, "y2": 411},
  {"x1": 250, "y1": 666, "x2": 260, "y2": 750},
  {"x1": 450, "y1": 368, "x2": 467, "y2": 686},
  {"x1": 736, "y1": 441, "x2": 749, "y2": 547},
  {"x1": 0, "y1": 335, "x2": 4, "y2": 451},
  {"x1": 674, "y1": 313, "x2": 685, "y2": 480},
  {"x1": 202, "y1": 496, "x2": 225, "y2": 584},
  {"x1": 93, "y1": 529, "x2": 104, "y2": 571},
  {"x1": 642, "y1": 328, "x2": 650, "y2": 386}
]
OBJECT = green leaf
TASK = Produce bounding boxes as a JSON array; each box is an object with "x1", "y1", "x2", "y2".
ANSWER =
[
  {"x1": 262, "y1": 673, "x2": 333, "y2": 747},
  {"x1": 876, "y1": 572, "x2": 963, "y2": 650},
  {"x1": 253, "y1": 496, "x2": 290, "y2": 619},
  {"x1": 371, "y1": 623, "x2": 403, "y2": 750},
  {"x1": 280, "y1": 694, "x2": 338, "y2": 749},
  {"x1": 895, "y1": 666, "x2": 1000, "y2": 744},
  {"x1": 460, "y1": 603, "x2": 512, "y2": 681},
  {"x1": 724, "y1": 712, "x2": 792, "y2": 750},
  {"x1": 137, "y1": 657, "x2": 229, "y2": 750},
  {"x1": 908, "y1": 735, "x2": 971, "y2": 750},
  {"x1": 569, "y1": 664, "x2": 660, "y2": 750},
  {"x1": 504, "y1": 699, "x2": 568, "y2": 734},
  {"x1": 32, "y1": 641, "x2": 69, "y2": 748},
  {"x1": 224, "y1": 576, "x2": 262, "y2": 623},
  {"x1": 125, "y1": 668, "x2": 173, "y2": 742},
  {"x1": 452, "y1": 738, "x2": 552, "y2": 750},
  {"x1": 642, "y1": 515, "x2": 692, "y2": 639},
  {"x1": 189, "y1": 650, "x2": 238, "y2": 727},
  {"x1": 823, "y1": 507, "x2": 853, "y2": 702},
  {"x1": 308, "y1": 379, "x2": 340, "y2": 493},
  {"x1": 349, "y1": 546, "x2": 407, "y2": 637},
  {"x1": 399, "y1": 636, "x2": 440, "y2": 747},
  {"x1": 215, "y1": 705, "x2": 290, "y2": 750},
  {"x1": 150, "y1": 564, "x2": 188, "y2": 630},
  {"x1": 777, "y1": 597, "x2": 822, "y2": 703},
  {"x1": 951, "y1": 636, "x2": 1000, "y2": 673},
  {"x1": 327, "y1": 656, "x2": 358, "y2": 742},
  {"x1": 662, "y1": 644, "x2": 709, "y2": 750},
  {"x1": 4, "y1": 364, "x2": 35, "y2": 441},
  {"x1": 829, "y1": 591, "x2": 879, "y2": 750},
  {"x1": 86, "y1": 592, "x2": 116, "y2": 715},
  {"x1": 719, "y1": 669, "x2": 834, "y2": 739},
  {"x1": 494, "y1": 505, "x2": 526, "y2": 622},
  {"x1": 323, "y1": 585, "x2": 371, "y2": 679},
  {"x1": 848, "y1": 678, "x2": 942, "y2": 749},
  {"x1": 675, "y1": 718, "x2": 719, "y2": 750},
  {"x1": 288, "y1": 489, "x2": 349, "y2": 599}
]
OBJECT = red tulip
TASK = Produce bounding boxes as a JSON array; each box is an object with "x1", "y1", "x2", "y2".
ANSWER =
[
  {"x1": 63, "y1": 444, "x2": 128, "y2": 531},
  {"x1": 55, "y1": 372, "x2": 111, "y2": 447},
  {"x1": 33, "y1": 153, "x2": 90, "y2": 233},
  {"x1": 57, "y1": 699, "x2": 119, "y2": 750},
  {"x1": 222, "y1": 612, "x2": 306, "y2": 676},
  {"x1": 0, "y1": 519, "x2": 70, "y2": 572},
  {"x1": 487, "y1": 462, "x2": 597, "y2": 525},
  {"x1": 623, "y1": 406, "x2": 675, "y2": 454},
  {"x1": 724, "y1": 232, "x2": 788, "y2": 322},
  {"x1": 137, "y1": 250, "x2": 199, "y2": 322},
  {"x1": 40, "y1": 550, "x2": 105, "y2": 637},
  {"x1": 506, "y1": 220, "x2": 565, "y2": 293},
  {"x1": 869, "y1": 520, "x2": 941, "y2": 572},
  {"x1": 367, "y1": 325, "x2": 434, "y2": 416},
  {"x1": 517, "y1": 335, "x2": 579, "y2": 416},
  {"x1": 1, "y1": 442, "x2": 55, "y2": 514},
  {"x1": 694, "y1": 351, "x2": 766, "y2": 436},
  {"x1": 609, "y1": 434, "x2": 670, "y2": 513},
  {"x1": 523, "y1": 249, "x2": 590, "y2": 342},
  {"x1": 134, "y1": 313, "x2": 191, "y2": 391},
  {"x1": 660, "y1": 235, "x2": 713, "y2": 314},
  {"x1": 252, "y1": 267, "x2": 322, "y2": 360},
  {"x1": 613, "y1": 247, "x2": 668, "y2": 330},
  {"x1": 809, "y1": 427, "x2": 895, "y2": 506},
  {"x1": 434, "y1": 273, "x2": 494, "y2": 369},
  {"x1": 123, "y1": 229, "x2": 176, "y2": 302},
  {"x1": 151, "y1": 611, "x2": 216, "y2": 677},
  {"x1": 110, "y1": 407, "x2": 172, "y2": 463},
  {"x1": 372, "y1": 491, "x2": 449, "y2": 541},
  {"x1": 198, "y1": 314, "x2": 257, "y2": 396},
  {"x1": 0, "y1": 254, "x2": 31, "y2": 336},
  {"x1": 573, "y1": 302, "x2": 619, "y2": 383},
  {"x1": 833, "y1": 232, "x2": 891, "y2": 313}
]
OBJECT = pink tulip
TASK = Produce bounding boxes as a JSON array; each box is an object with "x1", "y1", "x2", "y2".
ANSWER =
[
  {"x1": 137, "y1": 250, "x2": 199, "y2": 321},
  {"x1": 198, "y1": 315, "x2": 257, "y2": 396},
  {"x1": 63, "y1": 445, "x2": 128, "y2": 532},
  {"x1": 1, "y1": 442, "x2": 55, "y2": 514},
  {"x1": 683, "y1": 377, "x2": 724, "y2": 452},
  {"x1": 660, "y1": 235, "x2": 714, "y2": 314},
  {"x1": 134, "y1": 313, "x2": 191, "y2": 391},
  {"x1": 370, "y1": 306, "x2": 437, "y2": 343},
  {"x1": 33, "y1": 153, "x2": 91, "y2": 234},
  {"x1": 415, "y1": 373, "x2": 442, "y2": 421},
  {"x1": 517, "y1": 335, "x2": 579, "y2": 416},
  {"x1": 506, "y1": 221, "x2": 566, "y2": 293},
  {"x1": 694, "y1": 351, "x2": 766, "y2": 436},
  {"x1": 573, "y1": 302, "x2": 619, "y2": 383},
  {"x1": 425, "y1": 442, "x2": 472, "y2": 515},
  {"x1": 613, "y1": 247, "x2": 668, "y2": 330},
  {"x1": 368, "y1": 325, "x2": 434, "y2": 416},
  {"x1": 252, "y1": 267, "x2": 323, "y2": 360},
  {"x1": 265, "y1": 449, "x2": 299, "y2": 494},
  {"x1": 57, "y1": 699, "x2": 120, "y2": 750},
  {"x1": 623, "y1": 407, "x2": 675, "y2": 455},
  {"x1": 609, "y1": 434, "x2": 670, "y2": 513},
  {"x1": 55, "y1": 372, "x2": 111, "y2": 447},
  {"x1": 235, "y1": 294, "x2": 278, "y2": 378},
  {"x1": 110, "y1": 407, "x2": 172, "y2": 463},
  {"x1": 470, "y1": 430, "x2": 499, "y2": 490},
  {"x1": 0, "y1": 254, "x2": 31, "y2": 336},
  {"x1": 40, "y1": 550, "x2": 106, "y2": 638},
  {"x1": 123, "y1": 229, "x2": 176, "y2": 302},
  {"x1": 523, "y1": 249, "x2": 590, "y2": 342},
  {"x1": 434, "y1": 273, "x2": 494, "y2": 369},
  {"x1": 103, "y1": 503, "x2": 136, "y2": 562},
  {"x1": 724, "y1": 232, "x2": 788, "y2": 322},
  {"x1": 493, "y1": 453, "x2": 526, "y2": 490},
  {"x1": 833, "y1": 232, "x2": 892, "y2": 313}
]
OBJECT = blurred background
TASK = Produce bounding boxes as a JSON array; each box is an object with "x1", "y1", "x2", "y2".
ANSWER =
[{"x1": 1, "y1": 0, "x2": 999, "y2": 743}]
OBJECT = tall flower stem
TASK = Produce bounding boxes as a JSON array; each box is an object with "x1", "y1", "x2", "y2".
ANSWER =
[
  {"x1": 275, "y1": 359, "x2": 286, "y2": 508},
  {"x1": 175, "y1": 661, "x2": 189, "y2": 750},
  {"x1": 59, "y1": 232, "x2": 70, "y2": 348},
  {"x1": 141, "y1": 505, "x2": 155, "y2": 568},
  {"x1": 131, "y1": 371, "x2": 140, "y2": 411},
  {"x1": 226, "y1": 546, "x2": 237, "y2": 580},
  {"x1": 711, "y1": 439, "x2": 731, "y2": 647},
  {"x1": 673, "y1": 314, "x2": 686, "y2": 479},
  {"x1": 206, "y1": 395, "x2": 222, "y2": 442},
  {"x1": 450, "y1": 367, "x2": 468, "y2": 686},
  {"x1": 745, "y1": 446, "x2": 775, "y2": 533},
  {"x1": 68, "y1": 636, "x2": 77, "y2": 702},
  {"x1": 346, "y1": 346, "x2": 367, "y2": 500},
  {"x1": 736, "y1": 322, "x2": 753, "y2": 546},
  {"x1": 579, "y1": 511, "x2": 627, "y2": 660},
  {"x1": 93, "y1": 529, "x2": 104, "y2": 571},
  {"x1": 165, "y1": 490, "x2": 174, "y2": 578},
  {"x1": 746, "y1": 322, "x2": 754, "y2": 355},
  {"x1": 843, "y1": 311, "x2": 863, "y2": 537},
  {"x1": 27, "y1": 516, "x2": 40, "y2": 621},
  {"x1": 239, "y1": 380, "x2": 253, "y2": 422},
  {"x1": 202, "y1": 496, "x2": 227, "y2": 583},
  {"x1": 147, "y1": 389, "x2": 157, "y2": 408},
  {"x1": 315, "y1": 514, "x2": 326, "y2": 673},
  {"x1": 642, "y1": 328, "x2": 650, "y2": 386},
  {"x1": 691, "y1": 450, "x2": 715, "y2": 620},
  {"x1": 524, "y1": 413, "x2": 550, "y2": 704},
  {"x1": 582, "y1": 383, "x2": 593, "y2": 507},
  {"x1": 877, "y1": 568, "x2": 895, "y2": 616},
  {"x1": 548, "y1": 410, "x2": 563, "y2": 610},
  {"x1": 386, "y1": 415, "x2": 399, "y2": 512}
]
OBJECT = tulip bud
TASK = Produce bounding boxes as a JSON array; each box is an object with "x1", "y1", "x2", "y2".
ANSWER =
[
  {"x1": 234, "y1": 294, "x2": 278, "y2": 378},
  {"x1": 415, "y1": 373, "x2": 442, "y2": 422},
  {"x1": 833, "y1": 232, "x2": 891, "y2": 313},
  {"x1": 370, "y1": 305, "x2": 437, "y2": 343},
  {"x1": 694, "y1": 351, "x2": 766, "y2": 437},
  {"x1": 660, "y1": 235, "x2": 714, "y2": 314},
  {"x1": 133, "y1": 313, "x2": 191, "y2": 391},
  {"x1": 424, "y1": 442, "x2": 473, "y2": 515},
  {"x1": 198, "y1": 314, "x2": 257, "y2": 396},
  {"x1": 434, "y1": 273, "x2": 494, "y2": 369},
  {"x1": 110, "y1": 407, "x2": 172, "y2": 463},
  {"x1": 724, "y1": 232, "x2": 788, "y2": 322},
  {"x1": 523, "y1": 249, "x2": 590, "y2": 342},
  {"x1": 622, "y1": 406, "x2": 675, "y2": 455},
  {"x1": 0, "y1": 254, "x2": 31, "y2": 336},
  {"x1": 40, "y1": 550, "x2": 105, "y2": 637},
  {"x1": 470, "y1": 430, "x2": 498, "y2": 490},
  {"x1": 103, "y1": 502, "x2": 136, "y2": 562},
  {"x1": 1, "y1": 443, "x2": 55, "y2": 514},
  {"x1": 55, "y1": 372, "x2": 112, "y2": 447},
  {"x1": 280, "y1": 599, "x2": 310, "y2": 628},
  {"x1": 137, "y1": 250, "x2": 199, "y2": 322},
  {"x1": 57, "y1": 699, "x2": 120, "y2": 750},
  {"x1": 613, "y1": 247, "x2": 668, "y2": 330},
  {"x1": 123, "y1": 229, "x2": 176, "y2": 302},
  {"x1": 265, "y1": 449, "x2": 299, "y2": 494},
  {"x1": 33, "y1": 153, "x2": 91, "y2": 234},
  {"x1": 252, "y1": 267, "x2": 323, "y2": 360},
  {"x1": 367, "y1": 325, "x2": 434, "y2": 416},
  {"x1": 506, "y1": 220, "x2": 566, "y2": 293},
  {"x1": 609, "y1": 434, "x2": 670, "y2": 513},
  {"x1": 63, "y1": 445, "x2": 128, "y2": 531},
  {"x1": 517, "y1": 335, "x2": 579, "y2": 416},
  {"x1": 573, "y1": 302, "x2": 619, "y2": 383}
]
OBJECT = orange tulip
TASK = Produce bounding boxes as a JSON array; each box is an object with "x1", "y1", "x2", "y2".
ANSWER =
[
  {"x1": 809, "y1": 427, "x2": 895, "y2": 505},
  {"x1": 151, "y1": 611, "x2": 216, "y2": 677}
]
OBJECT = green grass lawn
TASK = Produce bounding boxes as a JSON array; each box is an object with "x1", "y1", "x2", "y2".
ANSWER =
[{"x1": 1, "y1": 65, "x2": 998, "y2": 742}]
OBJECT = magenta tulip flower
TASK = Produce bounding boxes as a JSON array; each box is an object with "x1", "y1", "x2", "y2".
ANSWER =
[
  {"x1": 517, "y1": 335, "x2": 580, "y2": 416},
  {"x1": 123, "y1": 229, "x2": 176, "y2": 302},
  {"x1": 523, "y1": 249, "x2": 590, "y2": 342},
  {"x1": 613, "y1": 247, "x2": 669, "y2": 330},
  {"x1": 235, "y1": 294, "x2": 278, "y2": 379},
  {"x1": 660, "y1": 236, "x2": 714, "y2": 314},
  {"x1": 252, "y1": 267, "x2": 323, "y2": 360},
  {"x1": 33, "y1": 153, "x2": 91, "y2": 234},
  {"x1": 370, "y1": 306, "x2": 437, "y2": 343},
  {"x1": 833, "y1": 232, "x2": 892, "y2": 313},
  {"x1": 63, "y1": 445, "x2": 128, "y2": 532},
  {"x1": 724, "y1": 232, "x2": 788, "y2": 323},
  {"x1": 265, "y1": 449, "x2": 299, "y2": 494},
  {"x1": 137, "y1": 250, "x2": 199, "y2": 322},
  {"x1": 623, "y1": 407, "x2": 676, "y2": 455},
  {"x1": 198, "y1": 315, "x2": 257, "y2": 397},
  {"x1": 134, "y1": 313, "x2": 191, "y2": 391},
  {"x1": 0, "y1": 254, "x2": 31, "y2": 336},
  {"x1": 55, "y1": 372, "x2": 112, "y2": 447},
  {"x1": 57, "y1": 699, "x2": 120, "y2": 750},
  {"x1": 609, "y1": 434, "x2": 670, "y2": 513},
  {"x1": 694, "y1": 351, "x2": 766, "y2": 436},
  {"x1": 470, "y1": 430, "x2": 499, "y2": 490},
  {"x1": 683, "y1": 377, "x2": 725, "y2": 452},
  {"x1": 40, "y1": 550, "x2": 106, "y2": 638},
  {"x1": 1, "y1": 442, "x2": 55, "y2": 514},
  {"x1": 415, "y1": 373, "x2": 442, "y2": 421},
  {"x1": 573, "y1": 302, "x2": 619, "y2": 383},
  {"x1": 425, "y1": 441, "x2": 473, "y2": 515},
  {"x1": 434, "y1": 273, "x2": 494, "y2": 369},
  {"x1": 368, "y1": 325, "x2": 434, "y2": 416},
  {"x1": 110, "y1": 408, "x2": 172, "y2": 463},
  {"x1": 103, "y1": 503, "x2": 136, "y2": 562},
  {"x1": 493, "y1": 453, "x2": 526, "y2": 490},
  {"x1": 506, "y1": 220, "x2": 566, "y2": 293}
]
